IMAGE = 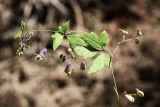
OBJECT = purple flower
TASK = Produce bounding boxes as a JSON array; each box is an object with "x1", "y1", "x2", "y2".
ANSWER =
[
  {"x1": 22, "y1": 33, "x2": 29, "y2": 43},
  {"x1": 39, "y1": 48, "x2": 47, "y2": 57},
  {"x1": 64, "y1": 63, "x2": 72, "y2": 76}
]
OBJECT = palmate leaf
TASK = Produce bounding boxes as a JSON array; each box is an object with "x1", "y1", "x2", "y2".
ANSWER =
[
  {"x1": 99, "y1": 31, "x2": 109, "y2": 47},
  {"x1": 81, "y1": 32, "x2": 102, "y2": 49},
  {"x1": 51, "y1": 33, "x2": 63, "y2": 51},
  {"x1": 88, "y1": 53, "x2": 112, "y2": 74},
  {"x1": 73, "y1": 46, "x2": 97, "y2": 58}
]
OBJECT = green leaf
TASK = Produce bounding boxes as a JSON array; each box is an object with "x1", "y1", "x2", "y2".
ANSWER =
[
  {"x1": 81, "y1": 32, "x2": 102, "y2": 49},
  {"x1": 99, "y1": 31, "x2": 109, "y2": 46},
  {"x1": 58, "y1": 20, "x2": 70, "y2": 33},
  {"x1": 14, "y1": 31, "x2": 22, "y2": 39},
  {"x1": 88, "y1": 53, "x2": 112, "y2": 74},
  {"x1": 20, "y1": 20, "x2": 27, "y2": 31},
  {"x1": 73, "y1": 46, "x2": 97, "y2": 58},
  {"x1": 103, "y1": 53, "x2": 112, "y2": 67},
  {"x1": 67, "y1": 34, "x2": 87, "y2": 46},
  {"x1": 51, "y1": 33, "x2": 63, "y2": 51}
]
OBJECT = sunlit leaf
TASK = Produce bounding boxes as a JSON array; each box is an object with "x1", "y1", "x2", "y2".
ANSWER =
[
  {"x1": 14, "y1": 31, "x2": 22, "y2": 39},
  {"x1": 20, "y1": 20, "x2": 27, "y2": 31},
  {"x1": 51, "y1": 33, "x2": 63, "y2": 51},
  {"x1": 58, "y1": 20, "x2": 70, "y2": 33},
  {"x1": 99, "y1": 31, "x2": 109, "y2": 46},
  {"x1": 73, "y1": 46, "x2": 97, "y2": 58},
  {"x1": 88, "y1": 53, "x2": 111, "y2": 74},
  {"x1": 81, "y1": 32, "x2": 101, "y2": 49},
  {"x1": 67, "y1": 34, "x2": 87, "y2": 46}
]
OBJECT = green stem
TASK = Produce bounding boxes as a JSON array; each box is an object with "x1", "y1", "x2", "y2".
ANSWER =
[
  {"x1": 31, "y1": 29, "x2": 57, "y2": 33},
  {"x1": 111, "y1": 66, "x2": 120, "y2": 101},
  {"x1": 119, "y1": 38, "x2": 136, "y2": 44}
]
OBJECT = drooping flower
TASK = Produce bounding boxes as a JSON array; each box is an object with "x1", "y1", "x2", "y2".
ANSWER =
[
  {"x1": 21, "y1": 32, "x2": 33, "y2": 44},
  {"x1": 80, "y1": 61, "x2": 86, "y2": 70},
  {"x1": 39, "y1": 48, "x2": 47, "y2": 58},
  {"x1": 35, "y1": 48, "x2": 47, "y2": 61},
  {"x1": 16, "y1": 42, "x2": 25, "y2": 56},
  {"x1": 64, "y1": 63, "x2": 72, "y2": 76}
]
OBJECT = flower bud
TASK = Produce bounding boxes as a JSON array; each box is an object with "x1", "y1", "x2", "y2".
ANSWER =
[
  {"x1": 64, "y1": 63, "x2": 72, "y2": 76},
  {"x1": 136, "y1": 88, "x2": 144, "y2": 97},
  {"x1": 16, "y1": 51, "x2": 24, "y2": 56},
  {"x1": 67, "y1": 48, "x2": 72, "y2": 53},
  {"x1": 39, "y1": 48, "x2": 47, "y2": 58},
  {"x1": 16, "y1": 43, "x2": 25, "y2": 56},
  {"x1": 59, "y1": 54, "x2": 66, "y2": 62},
  {"x1": 137, "y1": 29, "x2": 142, "y2": 37},
  {"x1": 67, "y1": 48, "x2": 75, "y2": 58},
  {"x1": 125, "y1": 94, "x2": 135, "y2": 103},
  {"x1": 119, "y1": 29, "x2": 129, "y2": 36},
  {"x1": 35, "y1": 48, "x2": 47, "y2": 61},
  {"x1": 80, "y1": 61, "x2": 86, "y2": 70},
  {"x1": 35, "y1": 54, "x2": 43, "y2": 61},
  {"x1": 134, "y1": 38, "x2": 139, "y2": 44}
]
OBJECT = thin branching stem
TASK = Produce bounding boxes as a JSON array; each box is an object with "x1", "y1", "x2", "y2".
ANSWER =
[
  {"x1": 31, "y1": 29, "x2": 57, "y2": 33},
  {"x1": 109, "y1": 36, "x2": 137, "y2": 105}
]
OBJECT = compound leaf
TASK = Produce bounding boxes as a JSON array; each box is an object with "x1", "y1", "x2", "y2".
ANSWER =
[
  {"x1": 99, "y1": 31, "x2": 109, "y2": 46},
  {"x1": 88, "y1": 52, "x2": 112, "y2": 74},
  {"x1": 73, "y1": 46, "x2": 97, "y2": 58},
  {"x1": 67, "y1": 34, "x2": 87, "y2": 46},
  {"x1": 14, "y1": 31, "x2": 22, "y2": 39},
  {"x1": 81, "y1": 32, "x2": 102, "y2": 49},
  {"x1": 51, "y1": 33, "x2": 63, "y2": 51},
  {"x1": 20, "y1": 20, "x2": 27, "y2": 31},
  {"x1": 58, "y1": 20, "x2": 70, "y2": 33}
]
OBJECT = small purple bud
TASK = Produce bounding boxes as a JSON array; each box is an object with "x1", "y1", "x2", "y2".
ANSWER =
[
  {"x1": 80, "y1": 61, "x2": 86, "y2": 70},
  {"x1": 64, "y1": 63, "x2": 72, "y2": 76},
  {"x1": 39, "y1": 48, "x2": 47, "y2": 58}
]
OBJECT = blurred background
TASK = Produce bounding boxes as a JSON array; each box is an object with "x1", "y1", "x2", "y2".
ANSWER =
[{"x1": 0, "y1": 0, "x2": 160, "y2": 107}]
